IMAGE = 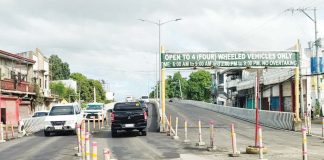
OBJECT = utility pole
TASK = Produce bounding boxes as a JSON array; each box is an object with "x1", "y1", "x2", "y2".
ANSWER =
[
  {"x1": 287, "y1": 7, "x2": 322, "y2": 115},
  {"x1": 178, "y1": 79, "x2": 183, "y2": 99}
]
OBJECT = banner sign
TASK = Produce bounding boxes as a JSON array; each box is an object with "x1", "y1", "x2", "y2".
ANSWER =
[{"x1": 161, "y1": 51, "x2": 299, "y2": 68}]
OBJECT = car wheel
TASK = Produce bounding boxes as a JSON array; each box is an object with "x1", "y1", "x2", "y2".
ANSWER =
[
  {"x1": 44, "y1": 131, "x2": 51, "y2": 137},
  {"x1": 141, "y1": 130, "x2": 147, "y2": 136},
  {"x1": 111, "y1": 129, "x2": 118, "y2": 137}
]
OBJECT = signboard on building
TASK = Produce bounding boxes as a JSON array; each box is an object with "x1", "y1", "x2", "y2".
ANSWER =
[{"x1": 161, "y1": 51, "x2": 299, "y2": 68}]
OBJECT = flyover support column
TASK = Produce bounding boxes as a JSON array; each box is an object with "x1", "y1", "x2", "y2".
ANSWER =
[{"x1": 161, "y1": 68, "x2": 166, "y2": 132}]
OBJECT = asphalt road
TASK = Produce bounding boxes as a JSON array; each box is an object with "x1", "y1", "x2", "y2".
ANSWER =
[
  {"x1": 165, "y1": 101, "x2": 324, "y2": 160},
  {"x1": 1, "y1": 101, "x2": 324, "y2": 160}
]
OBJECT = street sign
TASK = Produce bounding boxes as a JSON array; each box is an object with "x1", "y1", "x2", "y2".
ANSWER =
[{"x1": 161, "y1": 51, "x2": 299, "y2": 68}]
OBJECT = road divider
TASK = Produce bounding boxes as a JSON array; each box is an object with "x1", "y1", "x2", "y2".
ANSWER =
[
  {"x1": 196, "y1": 120, "x2": 205, "y2": 146},
  {"x1": 177, "y1": 100, "x2": 294, "y2": 130},
  {"x1": 92, "y1": 142, "x2": 98, "y2": 160},
  {"x1": 10, "y1": 123, "x2": 14, "y2": 139},
  {"x1": 5, "y1": 123, "x2": 8, "y2": 140},
  {"x1": 184, "y1": 120, "x2": 190, "y2": 143},
  {"x1": 229, "y1": 124, "x2": 240, "y2": 157},
  {"x1": 20, "y1": 117, "x2": 46, "y2": 135},
  {"x1": 258, "y1": 127, "x2": 266, "y2": 160},
  {"x1": 75, "y1": 124, "x2": 81, "y2": 157},
  {"x1": 321, "y1": 117, "x2": 324, "y2": 139},
  {"x1": 207, "y1": 121, "x2": 216, "y2": 151},
  {"x1": 86, "y1": 132, "x2": 90, "y2": 160},
  {"x1": 0, "y1": 122, "x2": 5, "y2": 143},
  {"x1": 81, "y1": 121, "x2": 86, "y2": 159},
  {"x1": 302, "y1": 127, "x2": 308, "y2": 160},
  {"x1": 104, "y1": 148, "x2": 111, "y2": 160},
  {"x1": 172, "y1": 117, "x2": 179, "y2": 140},
  {"x1": 167, "y1": 115, "x2": 172, "y2": 136}
]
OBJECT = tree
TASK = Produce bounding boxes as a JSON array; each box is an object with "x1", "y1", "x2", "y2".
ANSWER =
[
  {"x1": 50, "y1": 82, "x2": 65, "y2": 98},
  {"x1": 187, "y1": 70, "x2": 212, "y2": 102},
  {"x1": 70, "y1": 72, "x2": 106, "y2": 104},
  {"x1": 49, "y1": 55, "x2": 71, "y2": 80}
]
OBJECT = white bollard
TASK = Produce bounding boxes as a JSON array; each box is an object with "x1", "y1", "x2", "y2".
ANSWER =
[
  {"x1": 321, "y1": 117, "x2": 324, "y2": 139},
  {"x1": 0, "y1": 122, "x2": 5, "y2": 143},
  {"x1": 183, "y1": 120, "x2": 190, "y2": 143},
  {"x1": 172, "y1": 117, "x2": 179, "y2": 140},
  {"x1": 98, "y1": 117, "x2": 101, "y2": 131},
  {"x1": 93, "y1": 117, "x2": 96, "y2": 131},
  {"x1": 92, "y1": 142, "x2": 98, "y2": 160},
  {"x1": 302, "y1": 128, "x2": 308, "y2": 160},
  {"x1": 229, "y1": 124, "x2": 240, "y2": 157},
  {"x1": 81, "y1": 121, "x2": 86, "y2": 160},
  {"x1": 74, "y1": 124, "x2": 81, "y2": 157},
  {"x1": 259, "y1": 127, "x2": 266, "y2": 160},
  {"x1": 103, "y1": 148, "x2": 111, "y2": 160},
  {"x1": 85, "y1": 132, "x2": 90, "y2": 160},
  {"x1": 87, "y1": 120, "x2": 90, "y2": 133},
  {"x1": 207, "y1": 121, "x2": 216, "y2": 151},
  {"x1": 196, "y1": 120, "x2": 205, "y2": 146},
  {"x1": 101, "y1": 117, "x2": 104, "y2": 129},
  {"x1": 167, "y1": 115, "x2": 172, "y2": 136}
]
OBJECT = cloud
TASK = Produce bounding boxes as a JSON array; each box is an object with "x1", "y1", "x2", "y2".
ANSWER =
[{"x1": 0, "y1": 0, "x2": 323, "y2": 100}]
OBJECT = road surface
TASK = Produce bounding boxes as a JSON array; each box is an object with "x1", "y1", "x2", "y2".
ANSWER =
[{"x1": 1, "y1": 102, "x2": 324, "y2": 160}]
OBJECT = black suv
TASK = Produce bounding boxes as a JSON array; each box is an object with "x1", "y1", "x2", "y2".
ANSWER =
[{"x1": 110, "y1": 102, "x2": 147, "y2": 137}]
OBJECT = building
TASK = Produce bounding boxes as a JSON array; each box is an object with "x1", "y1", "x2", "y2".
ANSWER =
[
  {"x1": 213, "y1": 46, "x2": 321, "y2": 118},
  {"x1": 17, "y1": 48, "x2": 58, "y2": 111},
  {"x1": 0, "y1": 49, "x2": 36, "y2": 126}
]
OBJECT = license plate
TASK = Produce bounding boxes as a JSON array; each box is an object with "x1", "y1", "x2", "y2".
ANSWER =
[
  {"x1": 125, "y1": 124, "x2": 134, "y2": 128},
  {"x1": 54, "y1": 126, "x2": 62, "y2": 130},
  {"x1": 90, "y1": 116, "x2": 95, "y2": 119}
]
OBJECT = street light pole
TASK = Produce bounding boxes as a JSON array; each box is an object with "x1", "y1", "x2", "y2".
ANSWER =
[
  {"x1": 138, "y1": 19, "x2": 181, "y2": 100},
  {"x1": 287, "y1": 7, "x2": 322, "y2": 114}
]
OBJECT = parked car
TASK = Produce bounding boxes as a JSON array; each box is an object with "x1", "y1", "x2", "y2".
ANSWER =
[
  {"x1": 111, "y1": 102, "x2": 147, "y2": 137},
  {"x1": 32, "y1": 111, "x2": 49, "y2": 117},
  {"x1": 83, "y1": 103, "x2": 106, "y2": 120},
  {"x1": 43, "y1": 103, "x2": 83, "y2": 136},
  {"x1": 140, "y1": 95, "x2": 149, "y2": 103}
]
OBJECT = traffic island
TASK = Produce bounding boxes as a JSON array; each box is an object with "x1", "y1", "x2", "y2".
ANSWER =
[{"x1": 246, "y1": 146, "x2": 268, "y2": 154}]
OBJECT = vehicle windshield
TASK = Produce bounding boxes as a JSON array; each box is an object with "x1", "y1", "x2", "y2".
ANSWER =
[
  {"x1": 114, "y1": 102, "x2": 143, "y2": 111},
  {"x1": 34, "y1": 112, "x2": 48, "y2": 117},
  {"x1": 49, "y1": 106, "x2": 74, "y2": 116},
  {"x1": 86, "y1": 105, "x2": 103, "y2": 110},
  {"x1": 141, "y1": 96, "x2": 148, "y2": 99}
]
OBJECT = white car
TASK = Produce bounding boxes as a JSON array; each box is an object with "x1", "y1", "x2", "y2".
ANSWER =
[
  {"x1": 140, "y1": 96, "x2": 149, "y2": 103},
  {"x1": 44, "y1": 103, "x2": 83, "y2": 136},
  {"x1": 83, "y1": 103, "x2": 106, "y2": 120}
]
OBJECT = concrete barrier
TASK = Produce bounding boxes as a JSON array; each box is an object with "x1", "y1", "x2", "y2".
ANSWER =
[
  {"x1": 178, "y1": 100, "x2": 294, "y2": 130},
  {"x1": 149, "y1": 100, "x2": 161, "y2": 132},
  {"x1": 20, "y1": 117, "x2": 46, "y2": 134}
]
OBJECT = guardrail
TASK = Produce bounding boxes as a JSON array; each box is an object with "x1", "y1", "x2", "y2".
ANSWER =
[
  {"x1": 19, "y1": 117, "x2": 46, "y2": 135},
  {"x1": 177, "y1": 100, "x2": 294, "y2": 130}
]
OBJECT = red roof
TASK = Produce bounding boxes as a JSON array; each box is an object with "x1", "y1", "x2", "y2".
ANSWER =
[{"x1": 0, "y1": 49, "x2": 35, "y2": 64}]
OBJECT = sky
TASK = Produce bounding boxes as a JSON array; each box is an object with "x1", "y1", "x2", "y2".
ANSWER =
[{"x1": 0, "y1": 0, "x2": 323, "y2": 101}]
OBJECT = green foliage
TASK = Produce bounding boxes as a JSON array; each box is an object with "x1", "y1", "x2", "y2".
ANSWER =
[
  {"x1": 49, "y1": 55, "x2": 71, "y2": 80},
  {"x1": 187, "y1": 70, "x2": 212, "y2": 102},
  {"x1": 50, "y1": 82, "x2": 65, "y2": 97},
  {"x1": 70, "y1": 72, "x2": 106, "y2": 104},
  {"x1": 50, "y1": 81, "x2": 77, "y2": 102}
]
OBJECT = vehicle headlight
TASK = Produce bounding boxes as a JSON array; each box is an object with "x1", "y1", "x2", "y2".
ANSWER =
[{"x1": 66, "y1": 120, "x2": 77, "y2": 126}]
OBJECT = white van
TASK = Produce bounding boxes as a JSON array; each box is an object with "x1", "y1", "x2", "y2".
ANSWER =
[{"x1": 44, "y1": 103, "x2": 83, "y2": 136}]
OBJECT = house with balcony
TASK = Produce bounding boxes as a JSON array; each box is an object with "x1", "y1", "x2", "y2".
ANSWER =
[
  {"x1": 0, "y1": 49, "x2": 36, "y2": 126},
  {"x1": 17, "y1": 48, "x2": 58, "y2": 111}
]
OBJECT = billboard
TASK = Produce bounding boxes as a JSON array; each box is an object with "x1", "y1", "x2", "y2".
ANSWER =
[{"x1": 161, "y1": 51, "x2": 299, "y2": 68}]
